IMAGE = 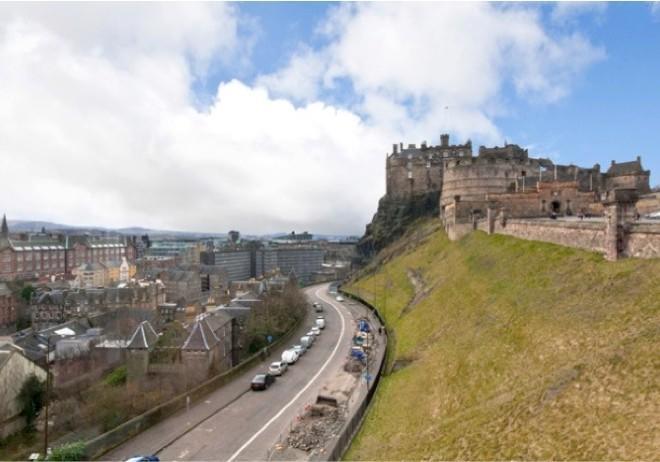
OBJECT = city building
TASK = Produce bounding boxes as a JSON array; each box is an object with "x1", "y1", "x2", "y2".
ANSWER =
[
  {"x1": 0, "y1": 216, "x2": 138, "y2": 282},
  {"x1": 30, "y1": 281, "x2": 166, "y2": 330},
  {"x1": 200, "y1": 248, "x2": 252, "y2": 281}
]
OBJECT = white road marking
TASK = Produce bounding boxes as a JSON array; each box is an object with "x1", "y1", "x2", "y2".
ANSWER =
[{"x1": 226, "y1": 285, "x2": 347, "y2": 462}]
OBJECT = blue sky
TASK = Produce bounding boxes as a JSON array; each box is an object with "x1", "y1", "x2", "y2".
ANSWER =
[{"x1": 0, "y1": 2, "x2": 658, "y2": 234}]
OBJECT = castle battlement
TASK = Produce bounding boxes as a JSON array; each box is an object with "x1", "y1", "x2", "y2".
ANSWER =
[{"x1": 379, "y1": 131, "x2": 658, "y2": 260}]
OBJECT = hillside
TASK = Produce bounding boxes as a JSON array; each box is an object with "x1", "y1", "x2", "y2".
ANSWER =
[{"x1": 344, "y1": 219, "x2": 659, "y2": 460}]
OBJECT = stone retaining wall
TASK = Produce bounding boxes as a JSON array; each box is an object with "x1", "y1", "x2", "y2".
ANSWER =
[{"x1": 493, "y1": 218, "x2": 608, "y2": 254}]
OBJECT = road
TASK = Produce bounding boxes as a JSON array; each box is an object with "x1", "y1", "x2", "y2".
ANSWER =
[{"x1": 103, "y1": 283, "x2": 353, "y2": 461}]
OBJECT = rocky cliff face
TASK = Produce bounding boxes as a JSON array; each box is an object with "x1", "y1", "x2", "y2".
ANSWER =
[{"x1": 357, "y1": 191, "x2": 439, "y2": 258}]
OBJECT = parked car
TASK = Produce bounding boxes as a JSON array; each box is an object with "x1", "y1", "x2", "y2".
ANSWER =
[
  {"x1": 350, "y1": 346, "x2": 366, "y2": 362},
  {"x1": 336, "y1": 295, "x2": 344, "y2": 302},
  {"x1": 292, "y1": 344, "x2": 306, "y2": 356},
  {"x1": 268, "y1": 361, "x2": 288, "y2": 376},
  {"x1": 125, "y1": 457, "x2": 159, "y2": 462},
  {"x1": 315, "y1": 317, "x2": 326, "y2": 329},
  {"x1": 300, "y1": 335, "x2": 313, "y2": 349},
  {"x1": 306, "y1": 331, "x2": 316, "y2": 342},
  {"x1": 251, "y1": 373, "x2": 275, "y2": 391},
  {"x1": 314, "y1": 303, "x2": 324, "y2": 313},
  {"x1": 311, "y1": 326, "x2": 321, "y2": 336},
  {"x1": 281, "y1": 349, "x2": 299, "y2": 364}
]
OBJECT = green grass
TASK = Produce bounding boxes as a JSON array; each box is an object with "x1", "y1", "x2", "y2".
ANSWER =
[{"x1": 344, "y1": 220, "x2": 660, "y2": 460}]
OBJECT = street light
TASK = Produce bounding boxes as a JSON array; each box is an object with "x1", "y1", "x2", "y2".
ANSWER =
[{"x1": 43, "y1": 336, "x2": 51, "y2": 457}]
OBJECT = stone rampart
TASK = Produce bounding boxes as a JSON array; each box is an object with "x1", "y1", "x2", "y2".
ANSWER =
[
  {"x1": 623, "y1": 223, "x2": 660, "y2": 258},
  {"x1": 486, "y1": 217, "x2": 660, "y2": 259},
  {"x1": 492, "y1": 218, "x2": 608, "y2": 254}
]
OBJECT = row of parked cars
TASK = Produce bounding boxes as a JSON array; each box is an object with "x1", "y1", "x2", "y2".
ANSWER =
[{"x1": 250, "y1": 303, "x2": 327, "y2": 391}]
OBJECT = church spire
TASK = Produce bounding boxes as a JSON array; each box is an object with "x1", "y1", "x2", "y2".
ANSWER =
[{"x1": 1, "y1": 214, "x2": 8, "y2": 238}]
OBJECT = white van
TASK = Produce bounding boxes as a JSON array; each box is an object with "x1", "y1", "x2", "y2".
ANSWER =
[
  {"x1": 315, "y1": 318, "x2": 325, "y2": 329},
  {"x1": 281, "y1": 349, "x2": 299, "y2": 365}
]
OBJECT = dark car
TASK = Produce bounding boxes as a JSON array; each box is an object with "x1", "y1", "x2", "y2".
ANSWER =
[
  {"x1": 251, "y1": 373, "x2": 275, "y2": 391},
  {"x1": 125, "y1": 457, "x2": 159, "y2": 462}
]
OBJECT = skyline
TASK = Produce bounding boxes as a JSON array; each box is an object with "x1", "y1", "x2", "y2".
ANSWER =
[{"x1": 1, "y1": 2, "x2": 659, "y2": 235}]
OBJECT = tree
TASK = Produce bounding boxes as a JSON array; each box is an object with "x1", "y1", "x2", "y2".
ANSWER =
[
  {"x1": 20, "y1": 285, "x2": 35, "y2": 303},
  {"x1": 17, "y1": 374, "x2": 45, "y2": 430}
]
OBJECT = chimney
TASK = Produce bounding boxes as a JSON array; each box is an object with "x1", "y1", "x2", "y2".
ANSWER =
[
  {"x1": 392, "y1": 144, "x2": 398, "y2": 154},
  {"x1": 636, "y1": 155, "x2": 641, "y2": 163},
  {"x1": 440, "y1": 134, "x2": 449, "y2": 147},
  {"x1": 611, "y1": 160, "x2": 616, "y2": 167}
]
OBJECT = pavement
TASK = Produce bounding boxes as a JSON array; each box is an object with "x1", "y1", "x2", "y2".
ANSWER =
[
  {"x1": 266, "y1": 294, "x2": 387, "y2": 461},
  {"x1": 102, "y1": 283, "x2": 354, "y2": 462}
]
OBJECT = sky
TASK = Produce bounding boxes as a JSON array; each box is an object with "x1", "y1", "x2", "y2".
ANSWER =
[{"x1": 1, "y1": 2, "x2": 659, "y2": 235}]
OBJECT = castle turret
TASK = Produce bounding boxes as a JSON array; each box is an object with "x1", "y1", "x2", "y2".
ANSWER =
[{"x1": 440, "y1": 134, "x2": 449, "y2": 147}]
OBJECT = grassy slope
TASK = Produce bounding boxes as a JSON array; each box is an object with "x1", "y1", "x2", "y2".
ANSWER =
[{"x1": 345, "y1": 219, "x2": 659, "y2": 460}]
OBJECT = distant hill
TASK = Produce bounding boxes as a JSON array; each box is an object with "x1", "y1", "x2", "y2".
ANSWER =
[
  {"x1": 7, "y1": 220, "x2": 226, "y2": 239},
  {"x1": 345, "y1": 219, "x2": 659, "y2": 460},
  {"x1": 6, "y1": 220, "x2": 355, "y2": 241}
]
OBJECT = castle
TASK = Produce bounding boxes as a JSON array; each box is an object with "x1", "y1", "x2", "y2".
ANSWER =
[{"x1": 384, "y1": 134, "x2": 660, "y2": 260}]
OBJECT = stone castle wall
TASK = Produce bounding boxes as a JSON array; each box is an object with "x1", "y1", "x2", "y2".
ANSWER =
[
  {"x1": 623, "y1": 223, "x2": 660, "y2": 258},
  {"x1": 491, "y1": 218, "x2": 608, "y2": 254}
]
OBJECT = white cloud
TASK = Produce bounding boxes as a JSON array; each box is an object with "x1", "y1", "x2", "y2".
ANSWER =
[
  {"x1": 0, "y1": 10, "x2": 389, "y2": 234},
  {"x1": 259, "y1": 3, "x2": 604, "y2": 144},
  {"x1": 0, "y1": 3, "x2": 242, "y2": 76},
  {"x1": 551, "y1": 2, "x2": 608, "y2": 25},
  {"x1": 0, "y1": 3, "x2": 605, "y2": 235},
  {"x1": 652, "y1": 2, "x2": 660, "y2": 19},
  {"x1": 255, "y1": 46, "x2": 325, "y2": 103}
]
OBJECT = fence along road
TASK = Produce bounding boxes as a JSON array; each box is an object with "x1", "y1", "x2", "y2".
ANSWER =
[{"x1": 104, "y1": 283, "x2": 351, "y2": 461}]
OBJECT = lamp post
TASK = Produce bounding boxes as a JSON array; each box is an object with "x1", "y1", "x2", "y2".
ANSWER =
[{"x1": 43, "y1": 336, "x2": 51, "y2": 457}]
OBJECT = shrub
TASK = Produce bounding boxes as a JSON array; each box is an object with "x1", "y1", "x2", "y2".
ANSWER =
[
  {"x1": 48, "y1": 441, "x2": 86, "y2": 461},
  {"x1": 103, "y1": 366, "x2": 127, "y2": 387},
  {"x1": 17, "y1": 374, "x2": 45, "y2": 430}
]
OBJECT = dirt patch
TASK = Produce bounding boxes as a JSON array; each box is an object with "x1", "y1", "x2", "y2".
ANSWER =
[
  {"x1": 400, "y1": 268, "x2": 431, "y2": 317},
  {"x1": 542, "y1": 365, "x2": 583, "y2": 404},
  {"x1": 391, "y1": 357, "x2": 415, "y2": 373}
]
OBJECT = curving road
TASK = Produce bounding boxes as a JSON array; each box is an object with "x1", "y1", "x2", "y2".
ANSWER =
[{"x1": 103, "y1": 283, "x2": 353, "y2": 461}]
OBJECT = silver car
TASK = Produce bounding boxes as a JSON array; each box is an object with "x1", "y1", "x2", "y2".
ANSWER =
[{"x1": 268, "y1": 361, "x2": 288, "y2": 376}]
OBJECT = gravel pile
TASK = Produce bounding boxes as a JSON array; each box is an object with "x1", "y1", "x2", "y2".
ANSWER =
[{"x1": 286, "y1": 404, "x2": 345, "y2": 452}]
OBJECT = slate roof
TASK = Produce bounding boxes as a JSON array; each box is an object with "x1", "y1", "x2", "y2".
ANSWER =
[
  {"x1": 608, "y1": 159, "x2": 647, "y2": 176},
  {"x1": 126, "y1": 321, "x2": 159, "y2": 349},
  {"x1": 181, "y1": 311, "x2": 232, "y2": 351},
  {"x1": 12, "y1": 319, "x2": 92, "y2": 363}
]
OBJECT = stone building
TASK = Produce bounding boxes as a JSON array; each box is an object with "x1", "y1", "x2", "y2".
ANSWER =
[
  {"x1": 386, "y1": 135, "x2": 472, "y2": 198},
  {"x1": 0, "y1": 282, "x2": 16, "y2": 330},
  {"x1": 0, "y1": 341, "x2": 47, "y2": 438},
  {"x1": 0, "y1": 216, "x2": 138, "y2": 282},
  {"x1": 30, "y1": 282, "x2": 166, "y2": 330}
]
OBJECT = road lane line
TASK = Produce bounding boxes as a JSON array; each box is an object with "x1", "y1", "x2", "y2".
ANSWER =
[{"x1": 226, "y1": 285, "x2": 347, "y2": 462}]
